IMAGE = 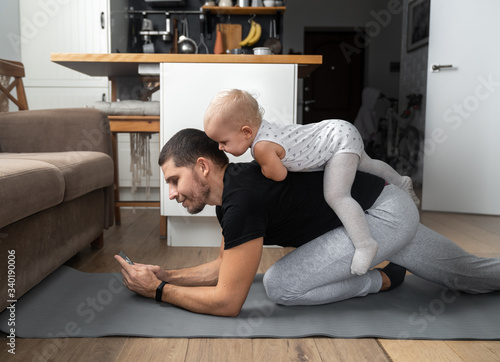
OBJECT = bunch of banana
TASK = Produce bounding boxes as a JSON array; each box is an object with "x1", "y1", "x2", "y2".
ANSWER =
[{"x1": 239, "y1": 20, "x2": 262, "y2": 47}]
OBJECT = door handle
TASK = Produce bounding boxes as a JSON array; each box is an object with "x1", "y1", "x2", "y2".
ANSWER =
[
  {"x1": 431, "y1": 64, "x2": 453, "y2": 72},
  {"x1": 101, "y1": 12, "x2": 105, "y2": 29}
]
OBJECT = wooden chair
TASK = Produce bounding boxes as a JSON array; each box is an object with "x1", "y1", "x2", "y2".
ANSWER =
[{"x1": 0, "y1": 58, "x2": 28, "y2": 111}]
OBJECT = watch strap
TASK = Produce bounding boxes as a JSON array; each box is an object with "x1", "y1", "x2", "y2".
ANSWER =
[{"x1": 155, "y1": 281, "x2": 168, "y2": 302}]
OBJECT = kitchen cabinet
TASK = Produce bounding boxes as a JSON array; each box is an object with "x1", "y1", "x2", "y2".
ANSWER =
[
  {"x1": 20, "y1": 0, "x2": 128, "y2": 108},
  {"x1": 160, "y1": 62, "x2": 297, "y2": 246}
]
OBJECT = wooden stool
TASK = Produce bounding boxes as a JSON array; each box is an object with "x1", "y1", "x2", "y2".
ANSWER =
[{"x1": 108, "y1": 77, "x2": 167, "y2": 238}]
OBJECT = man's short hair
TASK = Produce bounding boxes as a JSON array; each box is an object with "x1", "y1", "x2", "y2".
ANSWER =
[{"x1": 158, "y1": 128, "x2": 229, "y2": 168}]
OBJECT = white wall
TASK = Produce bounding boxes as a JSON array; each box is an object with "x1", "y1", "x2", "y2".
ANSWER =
[{"x1": 0, "y1": 1, "x2": 21, "y2": 61}]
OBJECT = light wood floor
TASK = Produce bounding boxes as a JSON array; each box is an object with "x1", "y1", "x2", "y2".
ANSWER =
[{"x1": 4, "y1": 205, "x2": 500, "y2": 361}]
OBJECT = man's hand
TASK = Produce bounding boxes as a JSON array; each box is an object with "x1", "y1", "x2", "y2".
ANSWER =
[
  {"x1": 134, "y1": 263, "x2": 168, "y2": 282},
  {"x1": 114, "y1": 255, "x2": 162, "y2": 299}
]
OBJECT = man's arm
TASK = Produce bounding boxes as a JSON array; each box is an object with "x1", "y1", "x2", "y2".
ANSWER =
[
  {"x1": 116, "y1": 237, "x2": 263, "y2": 317},
  {"x1": 125, "y1": 239, "x2": 224, "y2": 287},
  {"x1": 159, "y1": 239, "x2": 225, "y2": 286}
]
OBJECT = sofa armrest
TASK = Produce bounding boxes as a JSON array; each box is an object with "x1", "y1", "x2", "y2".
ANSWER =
[{"x1": 0, "y1": 108, "x2": 112, "y2": 158}]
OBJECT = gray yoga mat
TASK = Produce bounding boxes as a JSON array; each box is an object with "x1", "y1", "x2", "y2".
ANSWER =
[{"x1": 1, "y1": 266, "x2": 499, "y2": 340}]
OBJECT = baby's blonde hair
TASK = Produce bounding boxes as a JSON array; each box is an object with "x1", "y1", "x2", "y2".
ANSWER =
[{"x1": 204, "y1": 89, "x2": 264, "y2": 130}]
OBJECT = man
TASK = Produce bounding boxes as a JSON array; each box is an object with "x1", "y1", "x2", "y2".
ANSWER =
[{"x1": 116, "y1": 129, "x2": 500, "y2": 316}]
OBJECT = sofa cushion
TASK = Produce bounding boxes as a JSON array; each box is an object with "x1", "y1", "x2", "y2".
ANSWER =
[
  {"x1": 0, "y1": 152, "x2": 114, "y2": 202},
  {"x1": 0, "y1": 159, "x2": 64, "y2": 229}
]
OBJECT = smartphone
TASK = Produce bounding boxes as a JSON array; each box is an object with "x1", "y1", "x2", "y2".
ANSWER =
[{"x1": 118, "y1": 250, "x2": 134, "y2": 265}]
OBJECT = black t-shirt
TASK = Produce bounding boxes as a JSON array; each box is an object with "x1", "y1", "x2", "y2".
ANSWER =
[{"x1": 216, "y1": 162, "x2": 385, "y2": 250}]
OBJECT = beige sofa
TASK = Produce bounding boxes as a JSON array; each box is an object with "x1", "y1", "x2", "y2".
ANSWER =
[{"x1": 0, "y1": 108, "x2": 114, "y2": 311}]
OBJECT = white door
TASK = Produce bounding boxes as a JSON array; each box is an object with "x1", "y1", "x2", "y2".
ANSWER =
[{"x1": 422, "y1": 0, "x2": 500, "y2": 215}]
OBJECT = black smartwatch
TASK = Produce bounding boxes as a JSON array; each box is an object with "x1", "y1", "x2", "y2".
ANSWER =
[{"x1": 155, "y1": 281, "x2": 168, "y2": 302}]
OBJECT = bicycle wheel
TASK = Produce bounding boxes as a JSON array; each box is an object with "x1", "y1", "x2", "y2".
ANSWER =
[
  {"x1": 394, "y1": 126, "x2": 420, "y2": 176},
  {"x1": 365, "y1": 117, "x2": 389, "y2": 162}
]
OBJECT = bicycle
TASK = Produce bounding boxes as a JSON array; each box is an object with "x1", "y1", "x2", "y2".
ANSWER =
[{"x1": 365, "y1": 93, "x2": 423, "y2": 178}]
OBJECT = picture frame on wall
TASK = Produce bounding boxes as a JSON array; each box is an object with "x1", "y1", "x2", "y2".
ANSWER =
[{"x1": 407, "y1": 0, "x2": 430, "y2": 52}]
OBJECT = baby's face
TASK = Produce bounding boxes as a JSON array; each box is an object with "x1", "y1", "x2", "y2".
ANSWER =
[{"x1": 206, "y1": 118, "x2": 251, "y2": 157}]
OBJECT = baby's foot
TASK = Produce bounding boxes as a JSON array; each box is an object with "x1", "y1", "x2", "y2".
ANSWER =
[
  {"x1": 400, "y1": 176, "x2": 420, "y2": 207},
  {"x1": 351, "y1": 241, "x2": 379, "y2": 275}
]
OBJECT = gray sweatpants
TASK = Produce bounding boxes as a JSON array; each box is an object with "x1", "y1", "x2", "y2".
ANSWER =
[{"x1": 263, "y1": 185, "x2": 500, "y2": 305}]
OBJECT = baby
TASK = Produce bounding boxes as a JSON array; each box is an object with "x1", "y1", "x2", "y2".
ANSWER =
[{"x1": 204, "y1": 89, "x2": 419, "y2": 275}]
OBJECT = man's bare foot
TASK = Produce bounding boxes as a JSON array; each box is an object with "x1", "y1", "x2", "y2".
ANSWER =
[
  {"x1": 380, "y1": 270, "x2": 391, "y2": 291},
  {"x1": 377, "y1": 262, "x2": 406, "y2": 291}
]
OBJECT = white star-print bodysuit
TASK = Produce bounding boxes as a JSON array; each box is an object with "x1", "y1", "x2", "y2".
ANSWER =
[{"x1": 251, "y1": 119, "x2": 364, "y2": 172}]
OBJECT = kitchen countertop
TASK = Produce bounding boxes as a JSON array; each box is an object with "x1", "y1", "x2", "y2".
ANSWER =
[{"x1": 50, "y1": 53, "x2": 323, "y2": 78}]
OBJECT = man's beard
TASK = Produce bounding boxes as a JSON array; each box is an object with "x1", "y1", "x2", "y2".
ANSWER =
[{"x1": 186, "y1": 171, "x2": 210, "y2": 215}]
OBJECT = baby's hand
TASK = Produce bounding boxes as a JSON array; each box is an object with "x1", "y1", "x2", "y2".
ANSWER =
[{"x1": 253, "y1": 141, "x2": 288, "y2": 181}]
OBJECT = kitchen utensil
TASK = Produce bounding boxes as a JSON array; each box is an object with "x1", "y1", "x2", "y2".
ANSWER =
[
  {"x1": 143, "y1": 41, "x2": 155, "y2": 53},
  {"x1": 141, "y1": 18, "x2": 154, "y2": 44},
  {"x1": 218, "y1": 23, "x2": 243, "y2": 52},
  {"x1": 162, "y1": 13, "x2": 172, "y2": 41},
  {"x1": 238, "y1": 0, "x2": 249, "y2": 6},
  {"x1": 253, "y1": 47, "x2": 271, "y2": 55},
  {"x1": 198, "y1": 33, "x2": 209, "y2": 54},
  {"x1": 178, "y1": 18, "x2": 198, "y2": 54},
  {"x1": 197, "y1": 14, "x2": 209, "y2": 54},
  {"x1": 170, "y1": 18, "x2": 178, "y2": 53},
  {"x1": 230, "y1": 48, "x2": 246, "y2": 54},
  {"x1": 142, "y1": 18, "x2": 154, "y2": 31},
  {"x1": 214, "y1": 24, "x2": 224, "y2": 54},
  {"x1": 263, "y1": 19, "x2": 281, "y2": 54},
  {"x1": 178, "y1": 35, "x2": 197, "y2": 53}
]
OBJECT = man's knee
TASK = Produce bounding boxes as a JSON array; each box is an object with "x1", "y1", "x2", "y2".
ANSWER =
[{"x1": 263, "y1": 266, "x2": 287, "y2": 304}]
